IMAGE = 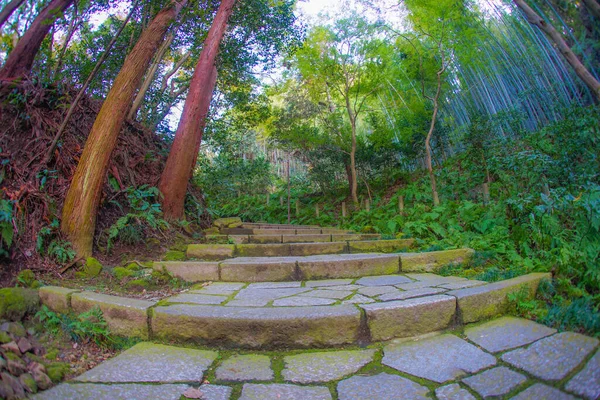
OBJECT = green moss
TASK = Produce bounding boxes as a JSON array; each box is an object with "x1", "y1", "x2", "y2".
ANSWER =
[
  {"x1": 82, "y1": 257, "x2": 103, "y2": 277},
  {"x1": 17, "y1": 269, "x2": 40, "y2": 288},
  {"x1": 0, "y1": 287, "x2": 40, "y2": 321},
  {"x1": 113, "y1": 267, "x2": 136, "y2": 280},
  {"x1": 19, "y1": 373, "x2": 37, "y2": 393},
  {"x1": 163, "y1": 250, "x2": 186, "y2": 261},
  {"x1": 126, "y1": 279, "x2": 150, "y2": 291},
  {"x1": 46, "y1": 362, "x2": 70, "y2": 383},
  {"x1": 44, "y1": 348, "x2": 59, "y2": 360},
  {"x1": 125, "y1": 262, "x2": 141, "y2": 271}
]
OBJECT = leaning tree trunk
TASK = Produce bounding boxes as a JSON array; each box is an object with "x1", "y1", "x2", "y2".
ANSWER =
[
  {"x1": 0, "y1": 0, "x2": 25, "y2": 30},
  {"x1": 582, "y1": 0, "x2": 600, "y2": 20},
  {"x1": 0, "y1": 0, "x2": 73, "y2": 80},
  {"x1": 159, "y1": 0, "x2": 237, "y2": 220},
  {"x1": 61, "y1": 0, "x2": 186, "y2": 257},
  {"x1": 513, "y1": 0, "x2": 600, "y2": 102}
]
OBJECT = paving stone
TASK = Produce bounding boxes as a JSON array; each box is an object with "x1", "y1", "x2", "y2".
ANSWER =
[
  {"x1": 323, "y1": 284, "x2": 361, "y2": 291},
  {"x1": 362, "y1": 295, "x2": 457, "y2": 341},
  {"x1": 75, "y1": 342, "x2": 217, "y2": 382},
  {"x1": 191, "y1": 282, "x2": 246, "y2": 295},
  {"x1": 299, "y1": 289, "x2": 354, "y2": 299},
  {"x1": 282, "y1": 349, "x2": 375, "y2": 383},
  {"x1": 437, "y1": 280, "x2": 487, "y2": 290},
  {"x1": 337, "y1": 373, "x2": 429, "y2": 400},
  {"x1": 167, "y1": 293, "x2": 228, "y2": 305},
  {"x1": 299, "y1": 254, "x2": 400, "y2": 279},
  {"x1": 192, "y1": 385, "x2": 234, "y2": 400},
  {"x1": 283, "y1": 234, "x2": 331, "y2": 243},
  {"x1": 234, "y1": 287, "x2": 310, "y2": 301},
  {"x1": 435, "y1": 384, "x2": 476, "y2": 400},
  {"x1": 216, "y1": 354, "x2": 273, "y2": 382},
  {"x1": 565, "y1": 350, "x2": 600, "y2": 400},
  {"x1": 239, "y1": 383, "x2": 331, "y2": 400},
  {"x1": 405, "y1": 273, "x2": 467, "y2": 282},
  {"x1": 247, "y1": 234, "x2": 282, "y2": 244},
  {"x1": 224, "y1": 299, "x2": 270, "y2": 307},
  {"x1": 273, "y1": 297, "x2": 337, "y2": 306},
  {"x1": 220, "y1": 257, "x2": 297, "y2": 282},
  {"x1": 342, "y1": 294, "x2": 375, "y2": 304},
  {"x1": 38, "y1": 286, "x2": 80, "y2": 314},
  {"x1": 465, "y1": 316, "x2": 557, "y2": 353},
  {"x1": 378, "y1": 287, "x2": 446, "y2": 301},
  {"x1": 306, "y1": 279, "x2": 354, "y2": 287},
  {"x1": 355, "y1": 275, "x2": 412, "y2": 286},
  {"x1": 71, "y1": 292, "x2": 154, "y2": 339},
  {"x1": 289, "y1": 242, "x2": 346, "y2": 256},
  {"x1": 400, "y1": 249, "x2": 474, "y2": 272},
  {"x1": 383, "y1": 334, "x2": 496, "y2": 383},
  {"x1": 236, "y1": 243, "x2": 291, "y2": 257},
  {"x1": 151, "y1": 304, "x2": 361, "y2": 348},
  {"x1": 447, "y1": 273, "x2": 551, "y2": 323},
  {"x1": 229, "y1": 235, "x2": 250, "y2": 244},
  {"x1": 357, "y1": 285, "x2": 399, "y2": 296},
  {"x1": 332, "y1": 234, "x2": 362, "y2": 241},
  {"x1": 348, "y1": 238, "x2": 415, "y2": 253},
  {"x1": 246, "y1": 282, "x2": 302, "y2": 289},
  {"x1": 511, "y1": 384, "x2": 577, "y2": 400},
  {"x1": 502, "y1": 332, "x2": 598, "y2": 381},
  {"x1": 462, "y1": 367, "x2": 527, "y2": 398},
  {"x1": 394, "y1": 281, "x2": 438, "y2": 290},
  {"x1": 32, "y1": 383, "x2": 191, "y2": 400},
  {"x1": 153, "y1": 261, "x2": 219, "y2": 282},
  {"x1": 187, "y1": 244, "x2": 235, "y2": 260}
]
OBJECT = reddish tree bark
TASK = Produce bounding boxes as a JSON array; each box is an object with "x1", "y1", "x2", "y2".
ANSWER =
[
  {"x1": 0, "y1": 0, "x2": 26, "y2": 30},
  {"x1": 159, "y1": 0, "x2": 237, "y2": 220},
  {"x1": 61, "y1": 0, "x2": 187, "y2": 257},
  {"x1": 0, "y1": 0, "x2": 73, "y2": 80}
]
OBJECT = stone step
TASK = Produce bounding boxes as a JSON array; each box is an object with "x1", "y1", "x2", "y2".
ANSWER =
[
  {"x1": 154, "y1": 248, "x2": 475, "y2": 282},
  {"x1": 221, "y1": 228, "x2": 353, "y2": 235},
  {"x1": 241, "y1": 223, "x2": 320, "y2": 229},
  {"x1": 40, "y1": 272, "x2": 550, "y2": 349},
  {"x1": 225, "y1": 233, "x2": 381, "y2": 244},
  {"x1": 187, "y1": 239, "x2": 416, "y2": 260}
]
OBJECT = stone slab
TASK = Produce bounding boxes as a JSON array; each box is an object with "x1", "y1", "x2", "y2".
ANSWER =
[
  {"x1": 332, "y1": 234, "x2": 362, "y2": 241},
  {"x1": 153, "y1": 261, "x2": 219, "y2": 282},
  {"x1": 187, "y1": 244, "x2": 235, "y2": 260},
  {"x1": 229, "y1": 235, "x2": 250, "y2": 244},
  {"x1": 247, "y1": 234, "x2": 282, "y2": 244},
  {"x1": 511, "y1": 384, "x2": 577, "y2": 400},
  {"x1": 216, "y1": 354, "x2": 273, "y2": 382},
  {"x1": 462, "y1": 366, "x2": 527, "y2": 398},
  {"x1": 191, "y1": 282, "x2": 246, "y2": 295},
  {"x1": 383, "y1": 334, "x2": 497, "y2": 383},
  {"x1": 151, "y1": 304, "x2": 362, "y2": 348},
  {"x1": 299, "y1": 254, "x2": 400, "y2": 280},
  {"x1": 283, "y1": 234, "x2": 331, "y2": 243},
  {"x1": 348, "y1": 239, "x2": 415, "y2": 253},
  {"x1": 239, "y1": 383, "x2": 331, "y2": 400},
  {"x1": 465, "y1": 316, "x2": 557, "y2": 353},
  {"x1": 501, "y1": 332, "x2": 598, "y2": 381},
  {"x1": 246, "y1": 282, "x2": 302, "y2": 289},
  {"x1": 220, "y1": 257, "x2": 297, "y2": 282},
  {"x1": 355, "y1": 275, "x2": 410, "y2": 286},
  {"x1": 282, "y1": 349, "x2": 375, "y2": 383},
  {"x1": 435, "y1": 384, "x2": 476, "y2": 400},
  {"x1": 167, "y1": 293, "x2": 228, "y2": 305},
  {"x1": 75, "y1": 342, "x2": 217, "y2": 383},
  {"x1": 253, "y1": 229, "x2": 297, "y2": 235},
  {"x1": 362, "y1": 295, "x2": 457, "y2": 341},
  {"x1": 438, "y1": 280, "x2": 487, "y2": 290},
  {"x1": 306, "y1": 279, "x2": 354, "y2": 287},
  {"x1": 299, "y1": 289, "x2": 354, "y2": 299},
  {"x1": 565, "y1": 350, "x2": 600, "y2": 400},
  {"x1": 38, "y1": 286, "x2": 80, "y2": 314},
  {"x1": 400, "y1": 249, "x2": 475, "y2": 272},
  {"x1": 70, "y1": 292, "x2": 154, "y2": 339},
  {"x1": 342, "y1": 294, "x2": 375, "y2": 304},
  {"x1": 358, "y1": 286, "x2": 398, "y2": 297},
  {"x1": 378, "y1": 287, "x2": 446, "y2": 301},
  {"x1": 273, "y1": 297, "x2": 337, "y2": 306},
  {"x1": 448, "y1": 273, "x2": 551, "y2": 323},
  {"x1": 337, "y1": 373, "x2": 429, "y2": 400},
  {"x1": 32, "y1": 383, "x2": 190, "y2": 400},
  {"x1": 236, "y1": 243, "x2": 291, "y2": 257},
  {"x1": 289, "y1": 242, "x2": 346, "y2": 256}
]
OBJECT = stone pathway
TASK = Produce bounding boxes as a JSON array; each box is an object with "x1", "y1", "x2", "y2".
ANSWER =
[{"x1": 33, "y1": 316, "x2": 599, "y2": 400}]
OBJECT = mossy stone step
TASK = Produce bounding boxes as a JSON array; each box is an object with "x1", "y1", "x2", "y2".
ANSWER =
[
  {"x1": 210, "y1": 233, "x2": 381, "y2": 245},
  {"x1": 187, "y1": 239, "x2": 415, "y2": 260},
  {"x1": 221, "y1": 228, "x2": 353, "y2": 235}
]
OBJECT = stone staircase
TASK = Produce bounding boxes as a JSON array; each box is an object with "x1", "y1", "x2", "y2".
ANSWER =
[{"x1": 35, "y1": 221, "x2": 600, "y2": 400}]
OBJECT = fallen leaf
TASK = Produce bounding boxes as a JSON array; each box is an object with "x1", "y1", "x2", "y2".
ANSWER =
[{"x1": 182, "y1": 387, "x2": 204, "y2": 399}]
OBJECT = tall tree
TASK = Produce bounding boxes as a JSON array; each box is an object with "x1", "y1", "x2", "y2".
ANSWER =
[
  {"x1": 158, "y1": 0, "x2": 237, "y2": 220},
  {"x1": 0, "y1": 0, "x2": 74, "y2": 80},
  {"x1": 0, "y1": 0, "x2": 25, "y2": 30},
  {"x1": 513, "y1": 0, "x2": 600, "y2": 101},
  {"x1": 61, "y1": 0, "x2": 187, "y2": 257}
]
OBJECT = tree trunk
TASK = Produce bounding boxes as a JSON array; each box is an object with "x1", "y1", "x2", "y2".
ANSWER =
[
  {"x1": 344, "y1": 161, "x2": 353, "y2": 200},
  {"x1": 513, "y1": 0, "x2": 600, "y2": 101},
  {"x1": 0, "y1": 0, "x2": 25, "y2": 30},
  {"x1": 61, "y1": 0, "x2": 186, "y2": 257},
  {"x1": 582, "y1": 0, "x2": 600, "y2": 20},
  {"x1": 345, "y1": 93, "x2": 359, "y2": 205},
  {"x1": 52, "y1": 5, "x2": 78, "y2": 80},
  {"x1": 0, "y1": 0, "x2": 73, "y2": 80},
  {"x1": 159, "y1": 0, "x2": 237, "y2": 220}
]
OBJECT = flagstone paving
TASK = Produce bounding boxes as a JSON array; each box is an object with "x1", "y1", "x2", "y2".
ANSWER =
[{"x1": 34, "y1": 316, "x2": 599, "y2": 400}]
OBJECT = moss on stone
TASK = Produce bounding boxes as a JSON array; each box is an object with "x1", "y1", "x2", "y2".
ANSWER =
[
  {"x1": 46, "y1": 362, "x2": 70, "y2": 383},
  {"x1": 19, "y1": 372, "x2": 37, "y2": 393},
  {"x1": 213, "y1": 217, "x2": 242, "y2": 229},
  {"x1": 0, "y1": 287, "x2": 40, "y2": 321},
  {"x1": 82, "y1": 257, "x2": 103, "y2": 277},
  {"x1": 126, "y1": 279, "x2": 150, "y2": 291},
  {"x1": 17, "y1": 269, "x2": 41, "y2": 288},
  {"x1": 113, "y1": 267, "x2": 136, "y2": 280},
  {"x1": 163, "y1": 250, "x2": 186, "y2": 261},
  {"x1": 125, "y1": 262, "x2": 141, "y2": 271},
  {"x1": 44, "y1": 348, "x2": 59, "y2": 360}
]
